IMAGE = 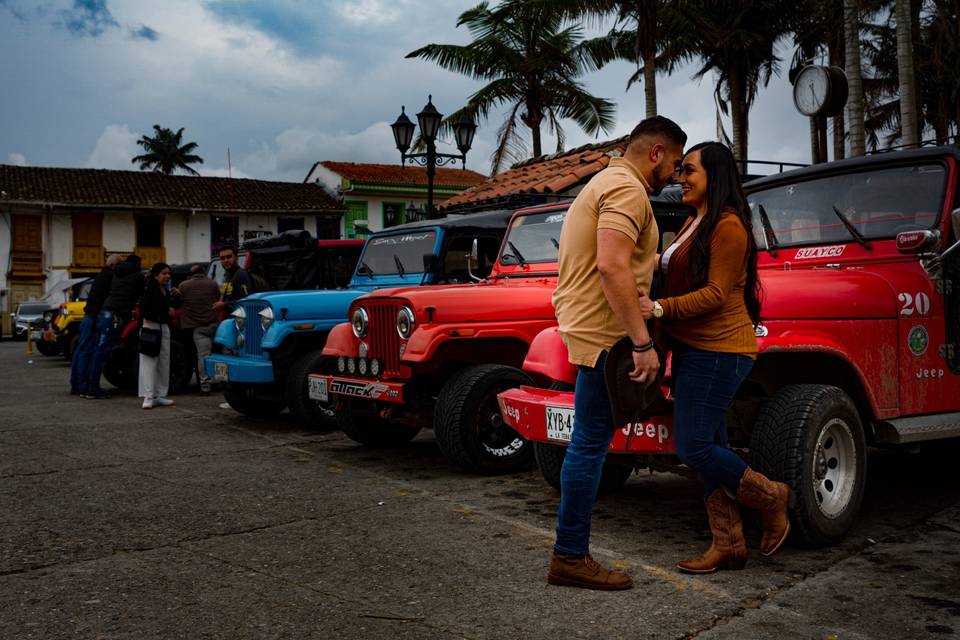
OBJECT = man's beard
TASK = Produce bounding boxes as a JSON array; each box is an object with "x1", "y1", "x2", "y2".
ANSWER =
[{"x1": 648, "y1": 165, "x2": 672, "y2": 196}]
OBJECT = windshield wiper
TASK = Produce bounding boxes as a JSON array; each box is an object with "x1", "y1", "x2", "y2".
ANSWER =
[
  {"x1": 358, "y1": 261, "x2": 375, "y2": 278},
  {"x1": 756, "y1": 204, "x2": 779, "y2": 256},
  {"x1": 393, "y1": 254, "x2": 405, "y2": 277},
  {"x1": 505, "y1": 241, "x2": 527, "y2": 266},
  {"x1": 831, "y1": 205, "x2": 872, "y2": 250}
]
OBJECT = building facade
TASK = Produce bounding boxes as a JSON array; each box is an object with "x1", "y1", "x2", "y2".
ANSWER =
[
  {"x1": 305, "y1": 161, "x2": 486, "y2": 238},
  {"x1": 0, "y1": 165, "x2": 344, "y2": 334}
]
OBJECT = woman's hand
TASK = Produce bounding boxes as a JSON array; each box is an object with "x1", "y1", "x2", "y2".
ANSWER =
[{"x1": 637, "y1": 289, "x2": 656, "y2": 320}]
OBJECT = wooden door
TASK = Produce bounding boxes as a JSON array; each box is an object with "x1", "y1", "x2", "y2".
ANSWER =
[
  {"x1": 135, "y1": 215, "x2": 165, "y2": 265},
  {"x1": 72, "y1": 212, "x2": 103, "y2": 274},
  {"x1": 7, "y1": 214, "x2": 44, "y2": 336}
]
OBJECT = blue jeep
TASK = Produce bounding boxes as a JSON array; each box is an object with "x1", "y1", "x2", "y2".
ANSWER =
[{"x1": 205, "y1": 209, "x2": 514, "y2": 424}]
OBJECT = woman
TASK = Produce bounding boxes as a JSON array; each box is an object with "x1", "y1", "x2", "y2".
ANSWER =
[
  {"x1": 638, "y1": 142, "x2": 790, "y2": 573},
  {"x1": 139, "y1": 262, "x2": 181, "y2": 410}
]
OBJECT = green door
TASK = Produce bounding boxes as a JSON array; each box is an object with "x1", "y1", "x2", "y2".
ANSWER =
[{"x1": 344, "y1": 201, "x2": 369, "y2": 239}]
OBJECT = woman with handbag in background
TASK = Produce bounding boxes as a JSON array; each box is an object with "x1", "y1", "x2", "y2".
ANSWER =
[
  {"x1": 638, "y1": 142, "x2": 790, "y2": 573},
  {"x1": 139, "y1": 262, "x2": 181, "y2": 410}
]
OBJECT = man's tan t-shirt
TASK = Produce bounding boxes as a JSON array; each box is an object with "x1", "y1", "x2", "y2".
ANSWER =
[{"x1": 552, "y1": 157, "x2": 658, "y2": 367}]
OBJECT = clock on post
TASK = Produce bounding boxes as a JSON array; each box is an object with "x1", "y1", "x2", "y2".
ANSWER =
[{"x1": 792, "y1": 65, "x2": 848, "y2": 163}]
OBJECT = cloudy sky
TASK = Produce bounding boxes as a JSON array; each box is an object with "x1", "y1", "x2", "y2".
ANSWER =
[{"x1": 0, "y1": 0, "x2": 817, "y2": 182}]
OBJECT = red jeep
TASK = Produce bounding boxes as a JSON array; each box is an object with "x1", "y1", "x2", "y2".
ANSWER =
[
  {"x1": 498, "y1": 145, "x2": 960, "y2": 545},
  {"x1": 314, "y1": 201, "x2": 690, "y2": 474}
]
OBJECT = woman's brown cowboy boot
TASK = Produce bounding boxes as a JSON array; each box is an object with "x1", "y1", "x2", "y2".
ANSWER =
[
  {"x1": 736, "y1": 468, "x2": 791, "y2": 556},
  {"x1": 677, "y1": 489, "x2": 748, "y2": 574}
]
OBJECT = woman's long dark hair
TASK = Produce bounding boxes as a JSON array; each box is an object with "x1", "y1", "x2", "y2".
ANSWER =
[{"x1": 683, "y1": 142, "x2": 762, "y2": 324}]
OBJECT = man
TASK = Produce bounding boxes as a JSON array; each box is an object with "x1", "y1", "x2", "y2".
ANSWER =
[
  {"x1": 82, "y1": 254, "x2": 145, "y2": 399},
  {"x1": 179, "y1": 264, "x2": 221, "y2": 395},
  {"x1": 548, "y1": 116, "x2": 687, "y2": 590},
  {"x1": 212, "y1": 245, "x2": 251, "y2": 315},
  {"x1": 70, "y1": 254, "x2": 121, "y2": 395}
]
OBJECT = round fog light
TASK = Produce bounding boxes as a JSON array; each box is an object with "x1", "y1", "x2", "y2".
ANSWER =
[
  {"x1": 347, "y1": 357, "x2": 356, "y2": 374},
  {"x1": 370, "y1": 358, "x2": 381, "y2": 376},
  {"x1": 337, "y1": 356, "x2": 346, "y2": 373},
  {"x1": 358, "y1": 358, "x2": 368, "y2": 375}
]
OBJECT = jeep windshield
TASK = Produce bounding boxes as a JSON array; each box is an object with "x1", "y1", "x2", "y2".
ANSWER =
[
  {"x1": 356, "y1": 231, "x2": 437, "y2": 276},
  {"x1": 747, "y1": 163, "x2": 945, "y2": 249},
  {"x1": 499, "y1": 211, "x2": 566, "y2": 266}
]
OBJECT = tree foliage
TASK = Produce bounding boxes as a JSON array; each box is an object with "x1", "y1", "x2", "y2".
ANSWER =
[{"x1": 132, "y1": 125, "x2": 204, "y2": 176}]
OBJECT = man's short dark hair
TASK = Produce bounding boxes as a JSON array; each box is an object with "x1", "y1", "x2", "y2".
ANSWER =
[
  {"x1": 219, "y1": 245, "x2": 237, "y2": 256},
  {"x1": 125, "y1": 254, "x2": 142, "y2": 267},
  {"x1": 628, "y1": 116, "x2": 687, "y2": 148},
  {"x1": 190, "y1": 264, "x2": 205, "y2": 275}
]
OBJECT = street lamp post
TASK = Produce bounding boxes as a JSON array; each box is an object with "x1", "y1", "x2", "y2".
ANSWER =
[{"x1": 391, "y1": 95, "x2": 476, "y2": 219}]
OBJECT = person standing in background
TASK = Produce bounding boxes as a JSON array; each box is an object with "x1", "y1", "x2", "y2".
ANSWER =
[
  {"x1": 212, "y1": 245, "x2": 251, "y2": 315},
  {"x1": 139, "y1": 263, "x2": 181, "y2": 409},
  {"x1": 83, "y1": 254, "x2": 144, "y2": 399},
  {"x1": 179, "y1": 264, "x2": 221, "y2": 395},
  {"x1": 70, "y1": 254, "x2": 121, "y2": 395}
]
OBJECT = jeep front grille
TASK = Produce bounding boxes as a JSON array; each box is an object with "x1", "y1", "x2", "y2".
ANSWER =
[
  {"x1": 240, "y1": 300, "x2": 269, "y2": 357},
  {"x1": 366, "y1": 300, "x2": 403, "y2": 378}
]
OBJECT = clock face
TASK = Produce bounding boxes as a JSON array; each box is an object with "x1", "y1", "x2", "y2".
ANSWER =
[{"x1": 794, "y1": 66, "x2": 830, "y2": 117}]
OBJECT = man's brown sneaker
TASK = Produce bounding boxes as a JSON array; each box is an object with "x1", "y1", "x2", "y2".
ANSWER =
[{"x1": 547, "y1": 552, "x2": 633, "y2": 590}]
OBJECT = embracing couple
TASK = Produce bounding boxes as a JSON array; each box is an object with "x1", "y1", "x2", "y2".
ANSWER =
[{"x1": 548, "y1": 116, "x2": 790, "y2": 590}]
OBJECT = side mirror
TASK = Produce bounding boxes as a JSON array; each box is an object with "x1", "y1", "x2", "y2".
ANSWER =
[
  {"x1": 422, "y1": 254, "x2": 439, "y2": 273},
  {"x1": 897, "y1": 229, "x2": 941, "y2": 253},
  {"x1": 466, "y1": 238, "x2": 483, "y2": 282}
]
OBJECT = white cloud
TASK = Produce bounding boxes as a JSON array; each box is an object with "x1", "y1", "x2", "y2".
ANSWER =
[
  {"x1": 7, "y1": 152, "x2": 26, "y2": 166},
  {"x1": 197, "y1": 166, "x2": 251, "y2": 179},
  {"x1": 85, "y1": 124, "x2": 139, "y2": 170},
  {"x1": 335, "y1": 0, "x2": 404, "y2": 25}
]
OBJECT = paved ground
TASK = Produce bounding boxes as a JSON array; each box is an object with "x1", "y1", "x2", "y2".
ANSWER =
[{"x1": 1, "y1": 341, "x2": 959, "y2": 639}]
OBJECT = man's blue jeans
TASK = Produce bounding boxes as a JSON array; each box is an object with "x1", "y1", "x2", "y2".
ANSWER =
[
  {"x1": 671, "y1": 342, "x2": 753, "y2": 496},
  {"x1": 69, "y1": 315, "x2": 97, "y2": 392},
  {"x1": 83, "y1": 310, "x2": 119, "y2": 395},
  {"x1": 555, "y1": 352, "x2": 614, "y2": 556}
]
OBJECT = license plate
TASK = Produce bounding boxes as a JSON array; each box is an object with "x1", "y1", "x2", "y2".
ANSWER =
[
  {"x1": 308, "y1": 376, "x2": 328, "y2": 402},
  {"x1": 545, "y1": 405, "x2": 575, "y2": 442},
  {"x1": 30, "y1": 330, "x2": 43, "y2": 341},
  {"x1": 213, "y1": 362, "x2": 228, "y2": 382}
]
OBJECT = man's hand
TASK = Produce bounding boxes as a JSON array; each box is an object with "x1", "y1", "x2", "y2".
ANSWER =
[
  {"x1": 628, "y1": 347, "x2": 659, "y2": 384},
  {"x1": 212, "y1": 300, "x2": 225, "y2": 311}
]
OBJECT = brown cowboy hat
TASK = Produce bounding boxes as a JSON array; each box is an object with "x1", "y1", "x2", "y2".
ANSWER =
[{"x1": 604, "y1": 336, "x2": 667, "y2": 426}]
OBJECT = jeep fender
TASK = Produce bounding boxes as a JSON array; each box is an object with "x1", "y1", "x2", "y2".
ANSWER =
[
  {"x1": 402, "y1": 320, "x2": 556, "y2": 364},
  {"x1": 213, "y1": 318, "x2": 237, "y2": 348},
  {"x1": 757, "y1": 333, "x2": 886, "y2": 419},
  {"x1": 321, "y1": 322, "x2": 355, "y2": 358},
  {"x1": 262, "y1": 320, "x2": 340, "y2": 350},
  {"x1": 521, "y1": 327, "x2": 577, "y2": 385}
]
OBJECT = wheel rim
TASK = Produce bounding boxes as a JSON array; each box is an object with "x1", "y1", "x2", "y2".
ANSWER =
[
  {"x1": 476, "y1": 388, "x2": 526, "y2": 457},
  {"x1": 812, "y1": 417, "x2": 857, "y2": 518}
]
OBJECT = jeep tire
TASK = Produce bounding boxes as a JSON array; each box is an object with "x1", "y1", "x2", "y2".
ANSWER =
[
  {"x1": 750, "y1": 384, "x2": 866, "y2": 547},
  {"x1": 336, "y1": 400, "x2": 420, "y2": 446},
  {"x1": 103, "y1": 338, "x2": 193, "y2": 395},
  {"x1": 223, "y1": 383, "x2": 285, "y2": 418},
  {"x1": 285, "y1": 349, "x2": 335, "y2": 428},
  {"x1": 434, "y1": 364, "x2": 533, "y2": 475},
  {"x1": 533, "y1": 442, "x2": 633, "y2": 494}
]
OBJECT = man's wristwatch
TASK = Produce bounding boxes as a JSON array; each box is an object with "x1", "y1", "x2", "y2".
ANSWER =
[{"x1": 652, "y1": 301, "x2": 664, "y2": 318}]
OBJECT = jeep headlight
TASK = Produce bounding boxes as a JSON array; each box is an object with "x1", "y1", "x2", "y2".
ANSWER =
[
  {"x1": 397, "y1": 306, "x2": 415, "y2": 340},
  {"x1": 352, "y1": 307, "x2": 368, "y2": 338},
  {"x1": 232, "y1": 306, "x2": 246, "y2": 331},
  {"x1": 259, "y1": 306, "x2": 274, "y2": 331}
]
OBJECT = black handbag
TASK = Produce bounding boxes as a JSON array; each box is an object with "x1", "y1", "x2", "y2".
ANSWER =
[{"x1": 139, "y1": 326, "x2": 163, "y2": 357}]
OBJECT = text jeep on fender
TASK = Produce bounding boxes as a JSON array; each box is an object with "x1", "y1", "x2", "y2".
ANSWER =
[
  {"x1": 498, "y1": 145, "x2": 960, "y2": 546},
  {"x1": 316, "y1": 196, "x2": 690, "y2": 475}
]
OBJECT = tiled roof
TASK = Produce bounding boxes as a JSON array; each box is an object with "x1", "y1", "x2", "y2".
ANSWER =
[
  {"x1": 318, "y1": 161, "x2": 486, "y2": 188},
  {"x1": 0, "y1": 165, "x2": 345, "y2": 213},
  {"x1": 442, "y1": 136, "x2": 629, "y2": 209}
]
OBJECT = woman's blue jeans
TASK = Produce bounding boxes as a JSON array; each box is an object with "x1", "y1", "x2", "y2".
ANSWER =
[
  {"x1": 671, "y1": 342, "x2": 753, "y2": 496},
  {"x1": 555, "y1": 352, "x2": 615, "y2": 556}
]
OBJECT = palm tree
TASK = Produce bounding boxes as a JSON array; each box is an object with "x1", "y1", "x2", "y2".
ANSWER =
[
  {"x1": 407, "y1": 0, "x2": 616, "y2": 173},
  {"x1": 845, "y1": 0, "x2": 867, "y2": 156},
  {"x1": 895, "y1": 0, "x2": 920, "y2": 147},
  {"x1": 132, "y1": 125, "x2": 204, "y2": 176},
  {"x1": 663, "y1": 1, "x2": 796, "y2": 164}
]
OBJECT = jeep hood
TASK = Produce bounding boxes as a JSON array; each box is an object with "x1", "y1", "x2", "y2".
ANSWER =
[
  {"x1": 759, "y1": 270, "x2": 897, "y2": 319},
  {"x1": 248, "y1": 289, "x2": 364, "y2": 321},
  {"x1": 366, "y1": 280, "x2": 557, "y2": 323}
]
